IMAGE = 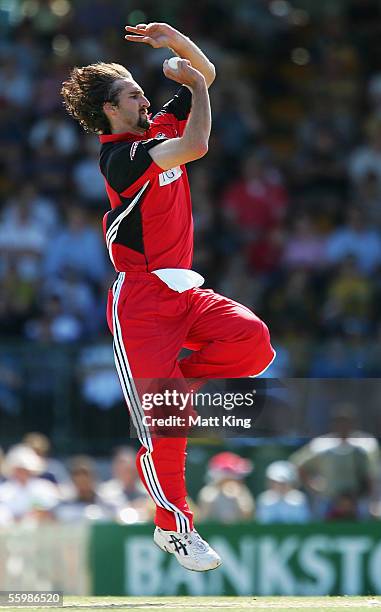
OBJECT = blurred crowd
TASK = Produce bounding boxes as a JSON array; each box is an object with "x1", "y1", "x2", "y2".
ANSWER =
[
  {"x1": 1, "y1": 407, "x2": 380, "y2": 526},
  {"x1": 1, "y1": 0, "x2": 381, "y2": 381}
]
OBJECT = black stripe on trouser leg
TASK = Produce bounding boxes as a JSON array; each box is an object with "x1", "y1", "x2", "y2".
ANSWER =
[
  {"x1": 112, "y1": 325, "x2": 151, "y2": 447},
  {"x1": 112, "y1": 273, "x2": 190, "y2": 532},
  {"x1": 112, "y1": 274, "x2": 152, "y2": 448},
  {"x1": 113, "y1": 342, "x2": 149, "y2": 447},
  {"x1": 140, "y1": 452, "x2": 176, "y2": 514},
  {"x1": 141, "y1": 452, "x2": 183, "y2": 532},
  {"x1": 112, "y1": 272, "x2": 149, "y2": 422},
  {"x1": 112, "y1": 274, "x2": 149, "y2": 427},
  {"x1": 141, "y1": 450, "x2": 189, "y2": 533}
]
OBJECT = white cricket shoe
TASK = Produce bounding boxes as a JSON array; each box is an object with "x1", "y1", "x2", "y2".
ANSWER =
[{"x1": 154, "y1": 526, "x2": 222, "y2": 572}]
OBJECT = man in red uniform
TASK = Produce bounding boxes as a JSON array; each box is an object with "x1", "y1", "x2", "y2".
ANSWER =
[{"x1": 62, "y1": 22, "x2": 275, "y2": 571}]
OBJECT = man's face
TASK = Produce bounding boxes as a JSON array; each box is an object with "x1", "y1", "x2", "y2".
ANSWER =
[{"x1": 104, "y1": 79, "x2": 151, "y2": 134}]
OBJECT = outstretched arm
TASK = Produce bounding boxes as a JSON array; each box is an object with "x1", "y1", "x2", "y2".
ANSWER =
[{"x1": 125, "y1": 22, "x2": 216, "y2": 88}]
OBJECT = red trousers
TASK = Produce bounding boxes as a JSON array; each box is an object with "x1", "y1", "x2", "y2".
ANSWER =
[{"x1": 107, "y1": 271, "x2": 275, "y2": 532}]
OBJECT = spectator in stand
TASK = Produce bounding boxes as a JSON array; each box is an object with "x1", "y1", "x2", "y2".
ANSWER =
[
  {"x1": 0, "y1": 56, "x2": 33, "y2": 109},
  {"x1": 0, "y1": 196, "x2": 49, "y2": 281},
  {"x1": 233, "y1": 0, "x2": 291, "y2": 46},
  {"x1": 197, "y1": 452, "x2": 255, "y2": 523},
  {"x1": 222, "y1": 151, "x2": 287, "y2": 239},
  {"x1": 22, "y1": 432, "x2": 71, "y2": 486},
  {"x1": 33, "y1": 61, "x2": 69, "y2": 116},
  {"x1": 292, "y1": 124, "x2": 349, "y2": 202},
  {"x1": 0, "y1": 448, "x2": 12, "y2": 525},
  {"x1": 188, "y1": 166, "x2": 214, "y2": 235},
  {"x1": 365, "y1": 322, "x2": 381, "y2": 376},
  {"x1": 56, "y1": 455, "x2": 113, "y2": 522},
  {"x1": 73, "y1": 0, "x2": 125, "y2": 37},
  {"x1": 309, "y1": 338, "x2": 363, "y2": 378},
  {"x1": 0, "y1": 145, "x2": 25, "y2": 194},
  {"x1": 0, "y1": 350, "x2": 22, "y2": 428},
  {"x1": 326, "y1": 491, "x2": 359, "y2": 521},
  {"x1": 0, "y1": 444, "x2": 59, "y2": 522},
  {"x1": 290, "y1": 404, "x2": 377, "y2": 519},
  {"x1": 72, "y1": 138, "x2": 108, "y2": 209},
  {"x1": 77, "y1": 341, "x2": 123, "y2": 408},
  {"x1": 7, "y1": 24, "x2": 42, "y2": 76},
  {"x1": 326, "y1": 206, "x2": 381, "y2": 274},
  {"x1": 256, "y1": 461, "x2": 311, "y2": 524},
  {"x1": 322, "y1": 256, "x2": 373, "y2": 336},
  {"x1": 367, "y1": 72, "x2": 381, "y2": 115},
  {"x1": 282, "y1": 216, "x2": 327, "y2": 270},
  {"x1": 0, "y1": 260, "x2": 39, "y2": 337},
  {"x1": 29, "y1": 109, "x2": 79, "y2": 157},
  {"x1": 44, "y1": 266, "x2": 98, "y2": 330},
  {"x1": 44, "y1": 206, "x2": 108, "y2": 285},
  {"x1": 75, "y1": 340, "x2": 128, "y2": 441},
  {"x1": 349, "y1": 115, "x2": 381, "y2": 194},
  {"x1": 97, "y1": 447, "x2": 153, "y2": 523},
  {"x1": 0, "y1": 504, "x2": 13, "y2": 527},
  {"x1": 1, "y1": 184, "x2": 58, "y2": 236},
  {"x1": 216, "y1": 253, "x2": 259, "y2": 309},
  {"x1": 355, "y1": 171, "x2": 381, "y2": 229},
  {"x1": 247, "y1": 227, "x2": 284, "y2": 277},
  {"x1": 212, "y1": 79, "x2": 263, "y2": 158},
  {"x1": 296, "y1": 92, "x2": 356, "y2": 154},
  {"x1": 30, "y1": 136, "x2": 71, "y2": 197},
  {"x1": 24, "y1": 293, "x2": 84, "y2": 342},
  {"x1": 264, "y1": 269, "x2": 318, "y2": 332}
]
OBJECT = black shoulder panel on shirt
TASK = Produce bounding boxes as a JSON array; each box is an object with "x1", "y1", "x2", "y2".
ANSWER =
[
  {"x1": 99, "y1": 137, "x2": 166, "y2": 194},
  {"x1": 157, "y1": 86, "x2": 192, "y2": 121}
]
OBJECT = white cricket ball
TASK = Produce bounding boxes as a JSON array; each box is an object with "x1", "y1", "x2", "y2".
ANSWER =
[{"x1": 168, "y1": 56, "x2": 181, "y2": 71}]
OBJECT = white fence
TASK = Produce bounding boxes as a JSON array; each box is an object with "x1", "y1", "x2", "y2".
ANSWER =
[{"x1": 0, "y1": 523, "x2": 89, "y2": 594}]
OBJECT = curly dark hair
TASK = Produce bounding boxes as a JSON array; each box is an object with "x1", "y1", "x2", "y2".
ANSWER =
[{"x1": 61, "y1": 62, "x2": 132, "y2": 134}]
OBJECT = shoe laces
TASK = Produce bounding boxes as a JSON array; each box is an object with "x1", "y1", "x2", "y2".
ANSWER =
[{"x1": 183, "y1": 530, "x2": 208, "y2": 552}]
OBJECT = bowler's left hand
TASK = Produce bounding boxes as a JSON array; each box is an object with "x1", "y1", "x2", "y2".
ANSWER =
[{"x1": 124, "y1": 22, "x2": 179, "y2": 48}]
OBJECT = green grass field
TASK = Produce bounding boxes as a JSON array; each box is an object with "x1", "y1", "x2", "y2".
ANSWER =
[{"x1": 0, "y1": 597, "x2": 380, "y2": 612}]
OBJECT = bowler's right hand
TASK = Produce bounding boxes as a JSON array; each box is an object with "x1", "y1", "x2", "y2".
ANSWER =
[{"x1": 163, "y1": 59, "x2": 205, "y2": 88}]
